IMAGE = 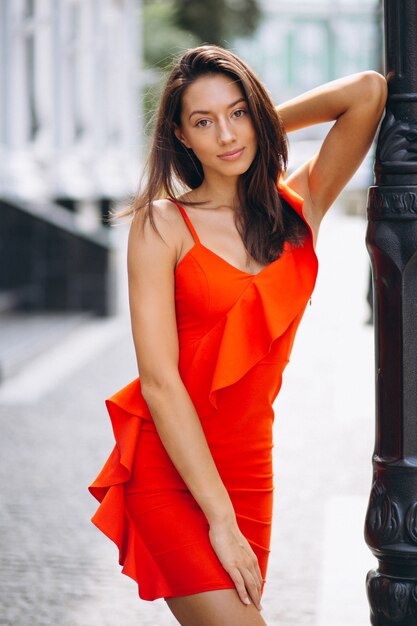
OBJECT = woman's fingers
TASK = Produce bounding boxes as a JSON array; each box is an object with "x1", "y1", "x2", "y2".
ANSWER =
[
  {"x1": 243, "y1": 543, "x2": 263, "y2": 586},
  {"x1": 227, "y1": 562, "x2": 262, "y2": 609},
  {"x1": 229, "y1": 568, "x2": 252, "y2": 606},
  {"x1": 241, "y1": 542, "x2": 263, "y2": 595},
  {"x1": 208, "y1": 522, "x2": 263, "y2": 610},
  {"x1": 241, "y1": 567, "x2": 263, "y2": 609}
]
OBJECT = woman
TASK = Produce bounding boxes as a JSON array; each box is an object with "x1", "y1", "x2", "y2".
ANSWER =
[{"x1": 89, "y1": 45, "x2": 387, "y2": 626}]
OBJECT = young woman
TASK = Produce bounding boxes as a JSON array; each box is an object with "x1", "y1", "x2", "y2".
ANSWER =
[{"x1": 89, "y1": 45, "x2": 387, "y2": 626}]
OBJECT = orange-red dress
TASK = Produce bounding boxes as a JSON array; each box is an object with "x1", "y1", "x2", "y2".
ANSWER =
[{"x1": 88, "y1": 177, "x2": 318, "y2": 601}]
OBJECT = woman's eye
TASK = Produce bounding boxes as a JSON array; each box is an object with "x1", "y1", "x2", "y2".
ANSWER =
[
  {"x1": 233, "y1": 109, "x2": 247, "y2": 118},
  {"x1": 196, "y1": 119, "x2": 210, "y2": 128}
]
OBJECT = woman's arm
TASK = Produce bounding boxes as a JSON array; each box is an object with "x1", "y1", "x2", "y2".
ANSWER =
[
  {"x1": 127, "y1": 203, "x2": 263, "y2": 610},
  {"x1": 276, "y1": 71, "x2": 388, "y2": 224}
]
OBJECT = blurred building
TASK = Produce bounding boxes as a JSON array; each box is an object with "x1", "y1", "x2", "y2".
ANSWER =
[
  {"x1": 0, "y1": 0, "x2": 142, "y2": 203},
  {"x1": 0, "y1": 0, "x2": 142, "y2": 326},
  {"x1": 236, "y1": 0, "x2": 381, "y2": 109},
  {"x1": 235, "y1": 0, "x2": 382, "y2": 198}
]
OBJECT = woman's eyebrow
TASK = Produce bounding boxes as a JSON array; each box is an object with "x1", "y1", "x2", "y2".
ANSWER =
[{"x1": 188, "y1": 98, "x2": 246, "y2": 120}]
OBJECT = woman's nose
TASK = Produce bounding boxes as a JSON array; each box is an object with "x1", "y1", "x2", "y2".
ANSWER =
[{"x1": 217, "y1": 119, "x2": 236, "y2": 145}]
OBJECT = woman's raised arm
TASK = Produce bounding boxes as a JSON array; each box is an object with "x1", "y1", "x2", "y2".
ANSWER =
[
  {"x1": 276, "y1": 71, "x2": 388, "y2": 223},
  {"x1": 127, "y1": 202, "x2": 263, "y2": 610}
]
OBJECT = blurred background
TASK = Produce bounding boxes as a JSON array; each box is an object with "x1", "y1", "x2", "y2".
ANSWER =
[
  {"x1": 0, "y1": 1, "x2": 383, "y2": 625},
  {"x1": 0, "y1": 0, "x2": 382, "y2": 334}
]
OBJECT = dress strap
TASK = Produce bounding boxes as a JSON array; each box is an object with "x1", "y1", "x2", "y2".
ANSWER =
[{"x1": 167, "y1": 197, "x2": 201, "y2": 244}]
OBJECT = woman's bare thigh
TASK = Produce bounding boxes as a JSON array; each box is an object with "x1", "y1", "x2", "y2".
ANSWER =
[{"x1": 165, "y1": 588, "x2": 268, "y2": 626}]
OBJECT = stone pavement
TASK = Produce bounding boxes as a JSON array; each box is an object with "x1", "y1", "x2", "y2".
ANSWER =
[{"x1": 0, "y1": 207, "x2": 377, "y2": 626}]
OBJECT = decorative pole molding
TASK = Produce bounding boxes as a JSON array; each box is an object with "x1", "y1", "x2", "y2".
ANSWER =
[{"x1": 365, "y1": 1, "x2": 417, "y2": 624}]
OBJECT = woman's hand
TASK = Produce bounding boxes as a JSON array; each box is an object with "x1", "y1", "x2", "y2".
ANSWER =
[{"x1": 208, "y1": 520, "x2": 263, "y2": 611}]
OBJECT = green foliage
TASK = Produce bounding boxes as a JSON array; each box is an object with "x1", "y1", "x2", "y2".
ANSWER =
[
  {"x1": 143, "y1": 0, "x2": 261, "y2": 66},
  {"x1": 143, "y1": 1, "x2": 199, "y2": 70},
  {"x1": 172, "y1": 0, "x2": 261, "y2": 46}
]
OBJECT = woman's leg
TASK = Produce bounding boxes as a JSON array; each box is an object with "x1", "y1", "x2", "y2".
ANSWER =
[{"x1": 165, "y1": 589, "x2": 268, "y2": 626}]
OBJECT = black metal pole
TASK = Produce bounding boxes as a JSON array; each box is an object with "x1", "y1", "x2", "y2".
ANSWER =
[{"x1": 365, "y1": 1, "x2": 417, "y2": 624}]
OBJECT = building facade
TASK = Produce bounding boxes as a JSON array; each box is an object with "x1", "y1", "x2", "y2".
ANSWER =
[
  {"x1": 234, "y1": 0, "x2": 381, "y2": 194},
  {"x1": 0, "y1": 0, "x2": 142, "y2": 205},
  {"x1": 236, "y1": 0, "x2": 381, "y2": 111},
  {"x1": 0, "y1": 0, "x2": 142, "y2": 320}
]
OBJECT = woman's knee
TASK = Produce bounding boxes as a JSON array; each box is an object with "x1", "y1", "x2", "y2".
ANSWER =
[{"x1": 164, "y1": 588, "x2": 268, "y2": 626}]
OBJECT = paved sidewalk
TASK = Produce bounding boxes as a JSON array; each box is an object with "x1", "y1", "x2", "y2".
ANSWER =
[{"x1": 0, "y1": 208, "x2": 376, "y2": 626}]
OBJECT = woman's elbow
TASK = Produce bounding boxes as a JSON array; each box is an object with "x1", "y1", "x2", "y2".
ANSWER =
[
  {"x1": 360, "y1": 70, "x2": 388, "y2": 111},
  {"x1": 140, "y1": 367, "x2": 183, "y2": 404}
]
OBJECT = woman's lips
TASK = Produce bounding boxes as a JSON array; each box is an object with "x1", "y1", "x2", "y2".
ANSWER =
[{"x1": 217, "y1": 148, "x2": 245, "y2": 161}]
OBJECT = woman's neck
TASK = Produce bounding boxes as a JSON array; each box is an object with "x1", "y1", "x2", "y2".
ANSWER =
[{"x1": 189, "y1": 173, "x2": 239, "y2": 209}]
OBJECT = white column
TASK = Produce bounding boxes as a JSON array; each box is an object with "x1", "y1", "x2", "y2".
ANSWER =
[
  {"x1": 93, "y1": 0, "x2": 142, "y2": 197},
  {"x1": 33, "y1": 0, "x2": 54, "y2": 156},
  {"x1": 9, "y1": 0, "x2": 29, "y2": 150}
]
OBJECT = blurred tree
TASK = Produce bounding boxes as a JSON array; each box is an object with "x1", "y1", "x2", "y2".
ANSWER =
[
  {"x1": 143, "y1": 1, "x2": 198, "y2": 69},
  {"x1": 172, "y1": 0, "x2": 261, "y2": 46},
  {"x1": 143, "y1": 0, "x2": 261, "y2": 65}
]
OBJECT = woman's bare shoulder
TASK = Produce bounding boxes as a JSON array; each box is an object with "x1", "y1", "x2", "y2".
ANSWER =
[
  {"x1": 129, "y1": 197, "x2": 186, "y2": 243},
  {"x1": 128, "y1": 197, "x2": 187, "y2": 272},
  {"x1": 130, "y1": 197, "x2": 182, "y2": 229}
]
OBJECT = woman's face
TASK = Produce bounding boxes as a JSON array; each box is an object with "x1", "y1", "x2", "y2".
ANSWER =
[{"x1": 174, "y1": 73, "x2": 258, "y2": 181}]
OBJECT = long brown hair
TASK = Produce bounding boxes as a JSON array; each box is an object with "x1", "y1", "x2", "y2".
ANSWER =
[{"x1": 118, "y1": 44, "x2": 308, "y2": 263}]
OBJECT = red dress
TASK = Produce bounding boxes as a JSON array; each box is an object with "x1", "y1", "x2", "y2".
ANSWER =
[{"x1": 88, "y1": 177, "x2": 318, "y2": 600}]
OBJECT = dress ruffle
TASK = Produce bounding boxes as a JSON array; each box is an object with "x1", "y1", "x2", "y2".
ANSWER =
[
  {"x1": 208, "y1": 268, "x2": 316, "y2": 408},
  {"x1": 201, "y1": 177, "x2": 318, "y2": 408},
  {"x1": 89, "y1": 380, "x2": 152, "y2": 503},
  {"x1": 89, "y1": 380, "x2": 169, "y2": 599}
]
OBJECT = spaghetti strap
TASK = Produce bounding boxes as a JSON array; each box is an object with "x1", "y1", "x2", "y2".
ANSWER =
[{"x1": 167, "y1": 197, "x2": 200, "y2": 244}]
